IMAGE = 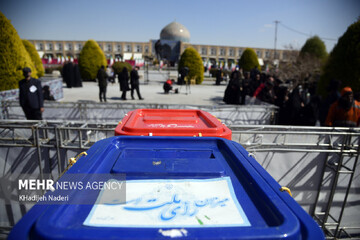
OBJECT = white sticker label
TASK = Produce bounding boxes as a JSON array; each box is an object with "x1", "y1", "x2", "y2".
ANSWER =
[
  {"x1": 146, "y1": 124, "x2": 195, "y2": 128},
  {"x1": 29, "y1": 85, "x2": 37, "y2": 93},
  {"x1": 84, "y1": 177, "x2": 250, "y2": 228}
]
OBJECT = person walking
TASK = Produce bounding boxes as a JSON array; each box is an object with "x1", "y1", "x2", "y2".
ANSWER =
[
  {"x1": 130, "y1": 66, "x2": 143, "y2": 100},
  {"x1": 19, "y1": 67, "x2": 44, "y2": 120},
  {"x1": 97, "y1": 65, "x2": 108, "y2": 102},
  {"x1": 119, "y1": 67, "x2": 130, "y2": 100}
]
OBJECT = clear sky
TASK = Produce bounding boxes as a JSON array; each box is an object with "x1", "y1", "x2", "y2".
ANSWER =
[{"x1": 1, "y1": 0, "x2": 359, "y2": 52}]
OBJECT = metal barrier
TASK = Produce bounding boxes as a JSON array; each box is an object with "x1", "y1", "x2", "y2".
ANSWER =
[
  {"x1": 0, "y1": 120, "x2": 359, "y2": 239},
  {"x1": 231, "y1": 125, "x2": 360, "y2": 239},
  {"x1": 1, "y1": 101, "x2": 278, "y2": 125}
]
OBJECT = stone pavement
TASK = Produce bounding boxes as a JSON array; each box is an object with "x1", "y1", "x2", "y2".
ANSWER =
[{"x1": 61, "y1": 70, "x2": 228, "y2": 106}]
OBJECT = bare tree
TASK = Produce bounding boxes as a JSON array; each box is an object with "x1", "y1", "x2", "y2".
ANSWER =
[{"x1": 273, "y1": 44, "x2": 324, "y2": 87}]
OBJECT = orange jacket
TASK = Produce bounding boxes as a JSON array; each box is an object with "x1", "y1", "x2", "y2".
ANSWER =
[{"x1": 325, "y1": 100, "x2": 360, "y2": 127}]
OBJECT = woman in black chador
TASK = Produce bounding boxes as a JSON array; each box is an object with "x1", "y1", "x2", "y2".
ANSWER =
[{"x1": 119, "y1": 67, "x2": 130, "y2": 100}]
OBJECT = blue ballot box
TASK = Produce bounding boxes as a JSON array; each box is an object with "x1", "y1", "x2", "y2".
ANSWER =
[{"x1": 9, "y1": 136, "x2": 325, "y2": 240}]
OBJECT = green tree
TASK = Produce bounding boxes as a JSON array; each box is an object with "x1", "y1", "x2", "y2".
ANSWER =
[
  {"x1": 178, "y1": 47, "x2": 204, "y2": 84},
  {"x1": 112, "y1": 61, "x2": 132, "y2": 76},
  {"x1": 238, "y1": 48, "x2": 261, "y2": 72},
  {"x1": 318, "y1": 20, "x2": 360, "y2": 96},
  {"x1": 78, "y1": 40, "x2": 107, "y2": 80},
  {"x1": 22, "y1": 39, "x2": 45, "y2": 77},
  {"x1": 0, "y1": 12, "x2": 37, "y2": 91},
  {"x1": 300, "y1": 36, "x2": 328, "y2": 60}
]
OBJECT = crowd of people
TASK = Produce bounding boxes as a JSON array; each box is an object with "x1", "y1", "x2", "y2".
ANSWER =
[
  {"x1": 96, "y1": 65, "x2": 144, "y2": 102},
  {"x1": 18, "y1": 65, "x2": 359, "y2": 127},
  {"x1": 223, "y1": 67, "x2": 360, "y2": 127},
  {"x1": 62, "y1": 62, "x2": 82, "y2": 88}
]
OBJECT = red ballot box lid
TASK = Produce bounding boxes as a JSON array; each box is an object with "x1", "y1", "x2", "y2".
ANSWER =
[{"x1": 115, "y1": 109, "x2": 232, "y2": 139}]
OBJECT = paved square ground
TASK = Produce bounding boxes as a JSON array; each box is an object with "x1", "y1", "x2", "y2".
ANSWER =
[{"x1": 61, "y1": 71, "x2": 228, "y2": 106}]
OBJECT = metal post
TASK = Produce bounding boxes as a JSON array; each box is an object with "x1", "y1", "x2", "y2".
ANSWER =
[
  {"x1": 145, "y1": 60, "x2": 149, "y2": 84},
  {"x1": 311, "y1": 136, "x2": 332, "y2": 217},
  {"x1": 54, "y1": 126, "x2": 62, "y2": 176},
  {"x1": 34, "y1": 124, "x2": 44, "y2": 182},
  {"x1": 333, "y1": 133, "x2": 360, "y2": 238},
  {"x1": 274, "y1": 20, "x2": 280, "y2": 60},
  {"x1": 79, "y1": 128, "x2": 83, "y2": 149},
  {"x1": 320, "y1": 133, "x2": 349, "y2": 237}
]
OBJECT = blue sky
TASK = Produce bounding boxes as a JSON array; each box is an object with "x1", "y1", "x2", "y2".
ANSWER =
[{"x1": 1, "y1": 0, "x2": 359, "y2": 52}]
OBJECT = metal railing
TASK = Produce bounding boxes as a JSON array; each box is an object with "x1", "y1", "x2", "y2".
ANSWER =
[
  {"x1": 1, "y1": 100, "x2": 278, "y2": 125},
  {"x1": 0, "y1": 121, "x2": 359, "y2": 239},
  {"x1": 231, "y1": 125, "x2": 360, "y2": 239}
]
